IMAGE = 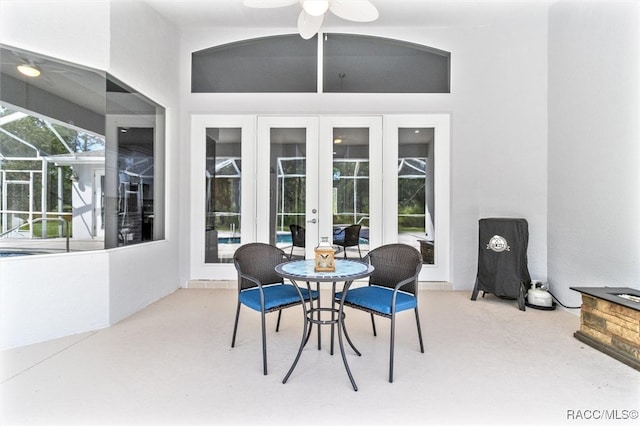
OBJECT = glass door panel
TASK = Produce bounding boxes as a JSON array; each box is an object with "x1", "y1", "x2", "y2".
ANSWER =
[
  {"x1": 204, "y1": 128, "x2": 242, "y2": 263},
  {"x1": 319, "y1": 117, "x2": 382, "y2": 259},
  {"x1": 271, "y1": 127, "x2": 306, "y2": 257},
  {"x1": 383, "y1": 115, "x2": 450, "y2": 282},
  {"x1": 257, "y1": 117, "x2": 380, "y2": 259},
  {"x1": 331, "y1": 127, "x2": 371, "y2": 259},
  {"x1": 257, "y1": 117, "x2": 319, "y2": 259},
  {"x1": 398, "y1": 128, "x2": 434, "y2": 264}
]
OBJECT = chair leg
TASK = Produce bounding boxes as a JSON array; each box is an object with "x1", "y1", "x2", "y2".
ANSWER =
[
  {"x1": 275, "y1": 309, "x2": 282, "y2": 332},
  {"x1": 370, "y1": 313, "x2": 377, "y2": 336},
  {"x1": 414, "y1": 307, "x2": 425, "y2": 353},
  {"x1": 357, "y1": 245, "x2": 362, "y2": 260},
  {"x1": 389, "y1": 313, "x2": 396, "y2": 383},
  {"x1": 231, "y1": 302, "x2": 241, "y2": 347},
  {"x1": 261, "y1": 310, "x2": 268, "y2": 375}
]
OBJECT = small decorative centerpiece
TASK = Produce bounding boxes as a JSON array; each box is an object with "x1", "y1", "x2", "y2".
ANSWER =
[{"x1": 314, "y1": 237, "x2": 335, "y2": 272}]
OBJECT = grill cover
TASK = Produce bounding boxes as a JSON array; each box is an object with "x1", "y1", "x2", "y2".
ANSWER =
[{"x1": 471, "y1": 218, "x2": 531, "y2": 310}]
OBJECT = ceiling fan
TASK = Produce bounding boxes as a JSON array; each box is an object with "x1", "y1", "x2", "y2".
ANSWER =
[{"x1": 243, "y1": 0, "x2": 379, "y2": 39}]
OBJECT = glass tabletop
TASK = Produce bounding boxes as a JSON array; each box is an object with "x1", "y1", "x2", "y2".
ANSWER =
[{"x1": 276, "y1": 259, "x2": 373, "y2": 282}]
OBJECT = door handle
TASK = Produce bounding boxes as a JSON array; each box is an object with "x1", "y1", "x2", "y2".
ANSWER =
[{"x1": 307, "y1": 218, "x2": 317, "y2": 224}]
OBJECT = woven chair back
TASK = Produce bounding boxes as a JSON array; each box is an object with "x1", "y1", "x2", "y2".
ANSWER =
[
  {"x1": 289, "y1": 224, "x2": 306, "y2": 248},
  {"x1": 234, "y1": 243, "x2": 287, "y2": 290},
  {"x1": 340, "y1": 224, "x2": 361, "y2": 247},
  {"x1": 365, "y1": 244, "x2": 422, "y2": 294}
]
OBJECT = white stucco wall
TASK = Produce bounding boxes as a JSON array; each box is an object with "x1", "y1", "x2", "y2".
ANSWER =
[
  {"x1": 0, "y1": 251, "x2": 110, "y2": 350},
  {"x1": 107, "y1": 0, "x2": 181, "y2": 324},
  {"x1": 548, "y1": 1, "x2": 640, "y2": 307},
  {"x1": 179, "y1": 4, "x2": 550, "y2": 290},
  {"x1": 0, "y1": 0, "x2": 110, "y2": 70},
  {"x1": 0, "y1": 0, "x2": 181, "y2": 349}
]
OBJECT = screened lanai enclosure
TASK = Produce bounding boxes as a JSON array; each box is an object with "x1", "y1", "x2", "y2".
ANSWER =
[
  {"x1": 0, "y1": 104, "x2": 104, "y2": 247},
  {"x1": 0, "y1": 46, "x2": 165, "y2": 255},
  {"x1": 203, "y1": 124, "x2": 435, "y2": 264}
]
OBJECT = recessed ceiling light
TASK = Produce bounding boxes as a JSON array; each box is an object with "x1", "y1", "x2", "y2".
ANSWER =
[
  {"x1": 334, "y1": 137, "x2": 343, "y2": 144},
  {"x1": 17, "y1": 64, "x2": 41, "y2": 78}
]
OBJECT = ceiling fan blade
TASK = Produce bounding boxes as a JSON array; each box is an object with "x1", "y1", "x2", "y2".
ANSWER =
[
  {"x1": 243, "y1": 0, "x2": 299, "y2": 8},
  {"x1": 297, "y1": 10, "x2": 324, "y2": 39},
  {"x1": 329, "y1": 0, "x2": 379, "y2": 22}
]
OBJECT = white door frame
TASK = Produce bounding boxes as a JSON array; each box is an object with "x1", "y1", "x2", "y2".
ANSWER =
[
  {"x1": 256, "y1": 116, "x2": 320, "y2": 258},
  {"x1": 189, "y1": 115, "x2": 256, "y2": 280},
  {"x1": 383, "y1": 114, "x2": 450, "y2": 282}
]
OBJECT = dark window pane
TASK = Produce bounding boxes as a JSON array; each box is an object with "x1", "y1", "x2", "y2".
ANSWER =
[
  {"x1": 106, "y1": 76, "x2": 165, "y2": 248},
  {"x1": 323, "y1": 34, "x2": 450, "y2": 93},
  {"x1": 192, "y1": 34, "x2": 318, "y2": 93}
]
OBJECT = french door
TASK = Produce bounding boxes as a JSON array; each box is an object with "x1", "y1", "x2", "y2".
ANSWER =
[
  {"x1": 190, "y1": 114, "x2": 449, "y2": 283},
  {"x1": 256, "y1": 116, "x2": 383, "y2": 259}
]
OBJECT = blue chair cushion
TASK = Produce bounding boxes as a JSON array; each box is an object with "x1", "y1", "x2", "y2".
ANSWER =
[
  {"x1": 240, "y1": 284, "x2": 317, "y2": 312},
  {"x1": 336, "y1": 285, "x2": 417, "y2": 315}
]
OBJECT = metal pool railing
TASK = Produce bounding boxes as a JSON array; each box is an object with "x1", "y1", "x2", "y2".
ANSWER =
[{"x1": 0, "y1": 218, "x2": 70, "y2": 252}]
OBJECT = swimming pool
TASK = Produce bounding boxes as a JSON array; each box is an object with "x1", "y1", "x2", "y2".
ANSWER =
[
  {"x1": 216, "y1": 235, "x2": 368, "y2": 245},
  {"x1": 0, "y1": 250, "x2": 48, "y2": 258},
  {"x1": 217, "y1": 235, "x2": 292, "y2": 244}
]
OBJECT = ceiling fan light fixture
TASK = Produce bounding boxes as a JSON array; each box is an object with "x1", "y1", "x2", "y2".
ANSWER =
[
  {"x1": 302, "y1": 0, "x2": 330, "y2": 17},
  {"x1": 297, "y1": 10, "x2": 324, "y2": 39},
  {"x1": 17, "y1": 63, "x2": 40, "y2": 78},
  {"x1": 245, "y1": 0, "x2": 379, "y2": 39}
]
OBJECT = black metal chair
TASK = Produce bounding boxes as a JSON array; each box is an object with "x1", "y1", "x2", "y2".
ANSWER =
[
  {"x1": 335, "y1": 243, "x2": 424, "y2": 382},
  {"x1": 289, "y1": 224, "x2": 305, "y2": 257},
  {"x1": 333, "y1": 224, "x2": 362, "y2": 259},
  {"x1": 232, "y1": 242, "x2": 318, "y2": 375}
]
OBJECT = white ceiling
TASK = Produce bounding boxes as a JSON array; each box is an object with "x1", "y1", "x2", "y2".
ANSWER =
[
  {"x1": 143, "y1": 0, "x2": 552, "y2": 31},
  {"x1": 0, "y1": 0, "x2": 554, "y2": 124}
]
